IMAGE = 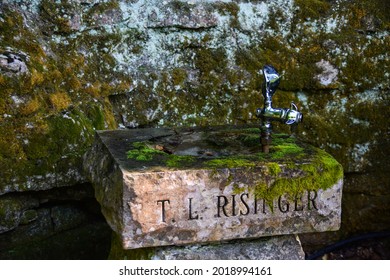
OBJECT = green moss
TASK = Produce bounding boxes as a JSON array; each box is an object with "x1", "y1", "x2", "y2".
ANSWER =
[
  {"x1": 39, "y1": 0, "x2": 76, "y2": 35},
  {"x1": 243, "y1": 128, "x2": 261, "y2": 134},
  {"x1": 215, "y1": 2, "x2": 240, "y2": 28},
  {"x1": 237, "y1": 133, "x2": 260, "y2": 147},
  {"x1": 266, "y1": 162, "x2": 282, "y2": 176},
  {"x1": 171, "y1": 68, "x2": 187, "y2": 86},
  {"x1": 86, "y1": 104, "x2": 106, "y2": 130},
  {"x1": 270, "y1": 143, "x2": 305, "y2": 159},
  {"x1": 195, "y1": 47, "x2": 228, "y2": 76},
  {"x1": 294, "y1": 0, "x2": 331, "y2": 20},
  {"x1": 166, "y1": 155, "x2": 196, "y2": 168},
  {"x1": 254, "y1": 147, "x2": 343, "y2": 206},
  {"x1": 127, "y1": 142, "x2": 166, "y2": 161},
  {"x1": 204, "y1": 158, "x2": 256, "y2": 169}
]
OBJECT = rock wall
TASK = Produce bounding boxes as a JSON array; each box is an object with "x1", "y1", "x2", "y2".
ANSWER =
[{"x1": 0, "y1": 0, "x2": 389, "y2": 258}]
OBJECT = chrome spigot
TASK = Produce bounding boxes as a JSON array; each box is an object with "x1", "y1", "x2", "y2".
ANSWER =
[{"x1": 256, "y1": 65, "x2": 303, "y2": 153}]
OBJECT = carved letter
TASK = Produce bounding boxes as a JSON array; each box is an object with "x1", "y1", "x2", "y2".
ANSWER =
[
  {"x1": 307, "y1": 190, "x2": 318, "y2": 210},
  {"x1": 254, "y1": 196, "x2": 258, "y2": 214},
  {"x1": 278, "y1": 195, "x2": 289, "y2": 213},
  {"x1": 188, "y1": 198, "x2": 199, "y2": 220},
  {"x1": 294, "y1": 194, "x2": 304, "y2": 211},
  {"x1": 217, "y1": 195, "x2": 229, "y2": 217},
  {"x1": 240, "y1": 193, "x2": 250, "y2": 216},
  {"x1": 232, "y1": 194, "x2": 237, "y2": 216},
  {"x1": 157, "y1": 199, "x2": 170, "y2": 222}
]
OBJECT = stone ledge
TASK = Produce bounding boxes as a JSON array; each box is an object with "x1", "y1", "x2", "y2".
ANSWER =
[
  {"x1": 83, "y1": 126, "x2": 343, "y2": 249},
  {"x1": 109, "y1": 234, "x2": 305, "y2": 260}
]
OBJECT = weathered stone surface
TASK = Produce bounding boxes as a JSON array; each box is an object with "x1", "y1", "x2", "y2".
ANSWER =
[
  {"x1": 152, "y1": 235, "x2": 305, "y2": 260},
  {"x1": 0, "y1": 195, "x2": 39, "y2": 234},
  {"x1": 84, "y1": 126, "x2": 343, "y2": 249},
  {"x1": 0, "y1": 184, "x2": 112, "y2": 259},
  {"x1": 1, "y1": 0, "x2": 388, "y2": 196},
  {"x1": 0, "y1": 0, "x2": 388, "y2": 258},
  {"x1": 109, "y1": 233, "x2": 305, "y2": 260},
  {"x1": 0, "y1": 49, "x2": 29, "y2": 76}
]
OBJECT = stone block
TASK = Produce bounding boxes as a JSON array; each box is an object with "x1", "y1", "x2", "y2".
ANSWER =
[
  {"x1": 83, "y1": 126, "x2": 343, "y2": 249},
  {"x1": 109, "y1": 233, "x2": 305, "y2": 260}
]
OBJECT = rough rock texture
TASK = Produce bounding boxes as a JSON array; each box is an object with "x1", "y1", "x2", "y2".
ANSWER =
[
  {"x1": 84, "y1": 127, "x2": 342, "y2": 249},
  {"x1": 0, "y1": 0, "x2": 389, "y2": 258},
  {"x1": 0, "y1": 184, "x2": 112, "y2": 259},
  {"x1": 109, "y1": 233, "x2": 305, "y2": 260}
]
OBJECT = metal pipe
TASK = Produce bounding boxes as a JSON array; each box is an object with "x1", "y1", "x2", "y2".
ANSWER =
[{"x1": 256, "y1": 65, "x2": 303, "y2": 153}]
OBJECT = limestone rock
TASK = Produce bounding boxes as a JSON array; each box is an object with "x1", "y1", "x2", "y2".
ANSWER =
[
  {"x1": 110, "y1": 234, "x2": 305, "y2": 260},
  {"x1": 0, "y1": 49, "x2": 29, "y2": 76},
  {"x1": 84, "y1": 126, "x2": 343, "y2": 249},
  {"x1": 152, "y1": 235, "x2": 305, "y2": 260},
  {"x1": 315, "y1": 60, "x2": 338, "y2": 87},
  {"x1": 0, "y1": 0, "x2": 389, "y2": 257},
  {"x1": 0, "y1": 195, "x2": 39, "y2": 234}
]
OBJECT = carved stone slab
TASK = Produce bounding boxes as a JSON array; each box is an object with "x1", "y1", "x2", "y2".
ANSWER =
[{"x1": 83, "y1": 127, "x2": 343, "y2": 249}]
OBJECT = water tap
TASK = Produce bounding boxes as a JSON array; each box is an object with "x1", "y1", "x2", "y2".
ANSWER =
[{"x1": 256, "y1": 65, "x2": 303, "y2": 153}]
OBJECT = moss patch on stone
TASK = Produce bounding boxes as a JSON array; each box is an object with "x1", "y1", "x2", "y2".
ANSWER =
[
  {"x1": 127, "y1": 142, "x2": 166, "y2": 161},
  {"x1": 166, "y1": 155, "x2": 196, "y2": 168},
  {"x1": 0, "y1": 3, "x2": 124, "y2": 192},
  {"x1": 265, "y1": 162, "x2": 282, "y2": 176},
  {"x1": 127, "y1": 142, "x2": 196, "y2": 168},
  {"x1": 204, "y1": 158, "x2": 256, "y2": 169},
  {"x1": 270, "y1": 143, "x2": 305, "y2": 160},
  {"x1": 254, "y1": 147, "x2": 343, "y2": 206}
]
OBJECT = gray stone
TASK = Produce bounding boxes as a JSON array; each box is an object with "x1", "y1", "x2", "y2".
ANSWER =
[
  {"x1": 19, "y1": 210, "x2": 38, "y2": 225},
  {"x1": 146, "y1": 2, "x2": 218, "y2": 29},
  {"x1": 84, "y1": 126, "x2": 343, "y2": 249},
  {"x1": 0, "y1": 49, "x2": 29, "y2": 76},
  {"x1": 151, "y1": 235, "x2": 305, "y2": 260},
  {"x1": 110, "y1": 234, "x2": 305, "y2": 260},
  {"x1": 0, "y1": 195, "x2": 39, "y2": 234},
  {"x1": 315, "y1": 59, "x2": 338, "y2": 87}
]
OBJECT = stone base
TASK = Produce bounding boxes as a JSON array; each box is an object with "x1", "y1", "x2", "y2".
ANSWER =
[
  {"x1": 109, "y1": 233, "x2": 305, "y2": 260},
  {"x1": 84, "y1": 127, "x2": 343, "y2": 249}
]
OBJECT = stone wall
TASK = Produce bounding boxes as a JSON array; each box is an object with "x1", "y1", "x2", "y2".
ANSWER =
[{"x1": 0, "y1": 0, "x2": 389, "y2": 258}]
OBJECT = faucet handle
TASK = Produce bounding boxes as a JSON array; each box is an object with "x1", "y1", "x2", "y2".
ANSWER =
[
  {"x1": 262, "y1": 65, "x2": 281, "y2": 99},
  {"x1": 285, "y1": 102, "x2": 303, "y2": 125}
]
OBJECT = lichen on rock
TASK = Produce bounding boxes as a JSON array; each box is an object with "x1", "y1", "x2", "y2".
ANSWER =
[{"x1": 0, "y1": 0, "x2": 389, "y2": 258}]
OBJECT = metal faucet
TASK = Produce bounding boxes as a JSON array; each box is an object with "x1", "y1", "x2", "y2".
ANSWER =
[{"x1": 256, "y1": 65, "x2": 303, "y2": 153}]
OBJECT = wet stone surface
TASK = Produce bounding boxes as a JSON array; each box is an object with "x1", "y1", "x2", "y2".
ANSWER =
[{"x1": 83, "y1": 126, "x2": 343, "y2": 249}]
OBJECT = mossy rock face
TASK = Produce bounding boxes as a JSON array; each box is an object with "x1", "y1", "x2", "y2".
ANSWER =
[
  {"x1": 0, "y1": 1, "x2": 388, "y2": 247},
  {"x1": 0, "y1": 0, "x2": 388, "y2": 257}
]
